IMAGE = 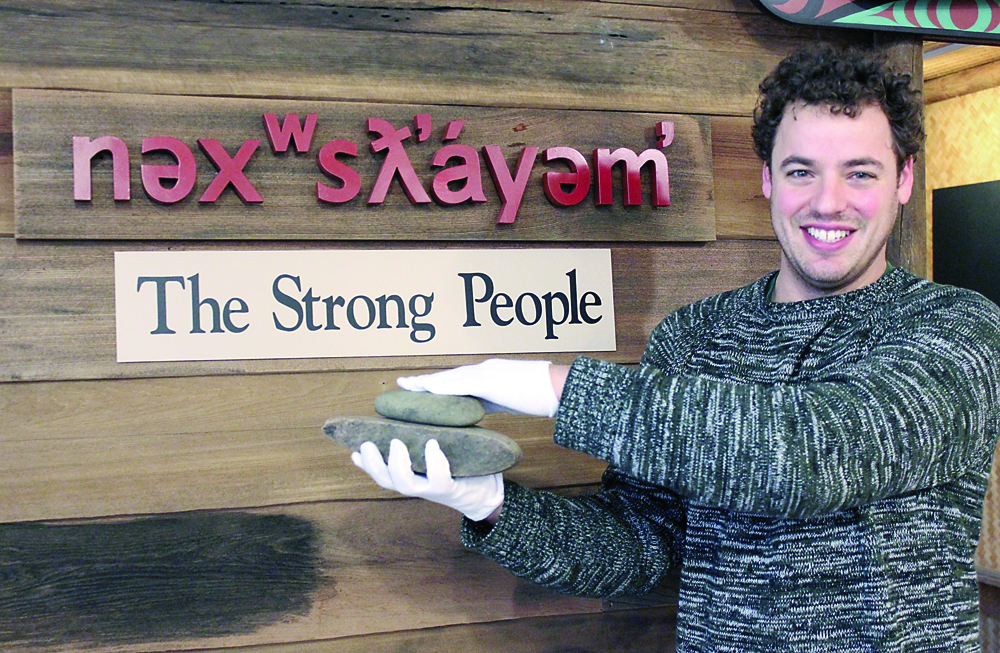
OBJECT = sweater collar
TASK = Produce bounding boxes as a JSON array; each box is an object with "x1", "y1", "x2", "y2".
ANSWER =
[{"x1": 753, "y1": 266, "x2": 916, "y2": 319}]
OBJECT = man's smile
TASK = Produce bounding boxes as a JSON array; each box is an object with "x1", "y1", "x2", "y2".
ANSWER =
[{"x1": 803, "y1": 225, "x2": 856, "y2": 246}]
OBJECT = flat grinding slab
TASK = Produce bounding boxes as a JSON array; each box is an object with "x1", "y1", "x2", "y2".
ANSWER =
[
  {"x1": 373, "y1": 390, "x2": 485, "y2": 426},
  {"x1": 323, "y1": 416, "x2": 521, "y2": 477}
]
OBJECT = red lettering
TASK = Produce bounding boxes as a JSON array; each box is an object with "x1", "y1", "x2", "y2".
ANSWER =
[
  {"x1": 482, "y1": 145, "x2": 538, "y2": 224},
  {"x1": 262, "y1": 113, "x2": 318, "y2": 153},
  {"x1": 141, "y1": 136, "x2": 197, "y2": 204},
  {"x1": 414, "y1": 114, "x2": 432, "y2": 142},
  {"x1": 594, "y1": 148, "x2": 670, "y2": 207},
  {"x1": 366, "y1": 118, "x2": 431, "y2": 204},
  {"x1": 444, "y1": 120, "x2": 465, "y2": 141},
  {"x1": 542, "y1": 147, "x2": 590, "y2": 207},
  {"x1": 317, "y1": 140, "x2": 361, "y2": 204},
  {"x1": 657, "y1": 121, "x2": 675, "y2": 149},
  {"x1": 197, "y1": 139, "x2": 264, "y2": 203},
  {"x1": 73, "y1": 135, "x2": 130, "y2": 201},
  {"x1": 431, "y1": 144, "x2": 486, "y2": 205}
]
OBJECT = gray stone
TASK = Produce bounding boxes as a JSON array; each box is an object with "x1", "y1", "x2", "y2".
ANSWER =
[
  {"x1": 373, "y1": 390, "x2": 485, "y2": 426},
  {"x1": 323, "y1": 416, "x2": 521, "y2": 476}
]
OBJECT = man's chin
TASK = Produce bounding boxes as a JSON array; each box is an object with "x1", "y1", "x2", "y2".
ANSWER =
[{"x1": 788, "y1": 262, "x2": 869, "y2": 297}]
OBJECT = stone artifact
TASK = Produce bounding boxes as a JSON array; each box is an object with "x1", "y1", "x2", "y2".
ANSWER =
[
  {"x1": 323, "y1": 416, "x2": 522, "y2": 477},
  {"x1": 373, "y1": 389, "x2": 486, "y2": 426}
]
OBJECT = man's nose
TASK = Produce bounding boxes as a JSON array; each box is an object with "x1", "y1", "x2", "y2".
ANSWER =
[{"x1": 811, "y1": 176, "x2": 848, "y2": 216}]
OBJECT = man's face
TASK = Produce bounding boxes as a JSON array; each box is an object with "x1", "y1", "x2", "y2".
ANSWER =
[{"x1": 762, "y1": 102, "x2": 914, "y2": 303}]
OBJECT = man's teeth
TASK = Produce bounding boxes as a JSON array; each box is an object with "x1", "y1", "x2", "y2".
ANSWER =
[{"x1": 806, "y1": 227, "x2": 850, "y2": 243}]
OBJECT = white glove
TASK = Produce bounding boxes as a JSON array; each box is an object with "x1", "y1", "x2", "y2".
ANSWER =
[
  {"x1": 351, "y1": 438, "x2": 504, "y2": 522},
  {"x1": 397, "y1": 358, "x2": 559, "y2": 417}
]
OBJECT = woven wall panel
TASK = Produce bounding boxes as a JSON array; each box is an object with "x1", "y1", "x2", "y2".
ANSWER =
[{"x1": 925, "y1": 86, "x2": 1000, "y2": 193}]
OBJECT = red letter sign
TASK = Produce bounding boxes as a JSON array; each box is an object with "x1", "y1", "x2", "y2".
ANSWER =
[
  {"x1": 543, "y1": 147, "x2": 590, "y2": 207},
  {"x1": 367, "y1": 118, "x2": 432, "y2": 204},
  {"x1": 141, "y1": 136, "x2": 197, "y2": 204},
  {"x1": 317, "y1": 140, "x2": 362, "y2": 203},
  {"x1": 197, "y1": 139, "x2": 264, "y2": 203},
  {"x1": 431, "y1": 144, "x2": 487, "y2": 205},
  {"x1": 594, "y1": 148, "x2": 670, "y2": 207},
  {"x1": 483, "y1": 145, "x2": 539, "y2": 224},
  {"x1": 73, "y1": 135, "x2": 130, "y2": 201},
  {"x1": 263, "y1": 113, "x2": 318, "y2": 153}
]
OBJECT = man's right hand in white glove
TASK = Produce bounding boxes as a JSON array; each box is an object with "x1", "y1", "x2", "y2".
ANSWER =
[
  {"x1": 397, "y1": 358, "x2": 567, "y2": 417},
  {"x1": 351, "y1": 438, "x2": 504, "y2": 523}
]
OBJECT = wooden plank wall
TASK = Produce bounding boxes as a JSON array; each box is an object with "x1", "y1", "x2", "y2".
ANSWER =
[{"x1": 0, "y1": 3, "x2": 922, "y2": 652}]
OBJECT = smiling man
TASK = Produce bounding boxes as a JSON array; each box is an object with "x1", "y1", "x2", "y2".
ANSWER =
[
  {"x1": 764, "y1": 101, "x2": 913, "y2": 302},
  {"x1": 353, "y1": 45, "x2": 1000, "y2": 652}
]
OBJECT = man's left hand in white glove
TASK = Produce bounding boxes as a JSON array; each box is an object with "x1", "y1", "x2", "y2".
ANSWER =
[{"x1": 351, "y1": 438, "x2": 504, "y2": 523}]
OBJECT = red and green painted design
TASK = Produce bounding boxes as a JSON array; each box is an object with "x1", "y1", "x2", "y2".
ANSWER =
[{"x1": 754, "y1": 0, "x2": 1000, "y2": 41}]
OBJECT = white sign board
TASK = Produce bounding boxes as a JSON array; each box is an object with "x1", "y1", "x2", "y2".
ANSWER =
[{"x1": 115, "y1": 249, "x2": 615, "y2": 363}]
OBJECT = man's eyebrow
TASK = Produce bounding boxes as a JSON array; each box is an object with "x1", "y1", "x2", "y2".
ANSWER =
[
  {"x1": 778, "y1": 155, "x2": 813, "y2": 169},
  {"x1": 843, "y1": 157, "x2": 885, "y2": 169},
  {"x1": 778, "y1": 156, "x2": 886, "y2": 169}
]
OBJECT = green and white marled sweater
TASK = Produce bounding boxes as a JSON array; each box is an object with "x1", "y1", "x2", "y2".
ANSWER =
[{"x1": 463, "y1": 268, "x2": 1000, "y2": 652}]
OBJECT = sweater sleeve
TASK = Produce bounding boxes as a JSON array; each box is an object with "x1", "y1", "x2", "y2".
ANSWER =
[
  {"x1": 460, "y1": 467, "x2": 685, "y2": 598},
  {"x1": 553, "y1": 292, "x2": 1000, "y2": 519}
]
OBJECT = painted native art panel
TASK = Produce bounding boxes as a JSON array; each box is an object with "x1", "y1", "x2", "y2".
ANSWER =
[{"x1": 754, "y1": 0, "x2": 1000, "y2": 41}]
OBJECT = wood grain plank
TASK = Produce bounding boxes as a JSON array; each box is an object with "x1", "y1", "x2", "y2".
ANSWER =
[
  {"x1": 0, "y1": 369, "x2": 399, "y2": 440},
  {"x1": 0, "y1": 1, "x2": 858, "y2": 115},
  {"x1": 187, "y1": 605, "x2": 676, "y2": 653},
  {"x1": 0, "y1": 239, "x2": 782, "y2": 382},
  {"x1": 0, "y1": 368, "x2": 610, "y2": 520},
  {"x1": 0, "y1": 501, "x2": 677, "y2": 652},
  {"x1": 711, "y1": 115, "x2": 772, "y2": 240},
  {"x1": 0, "y1": 89, "x2": 11, "y2": 236},
  {"x1": 876, "y1": 34, "x2": 927, "y2": 278},
  {"x1": 14, "y1": 89, "x2": 714, "y2": 241},
  {"x1": 925, "y1": 58, "x2": 1000, "y2": 104},
  {"x1": 0, "y1": 420, "x2": 607, "y2": 522},
  {"x1": 0, "y1": 368, "x2": 572, "y2": 444},
  {"x1": 923, "y1": 45, "x2": 1000, "y2": 81}
]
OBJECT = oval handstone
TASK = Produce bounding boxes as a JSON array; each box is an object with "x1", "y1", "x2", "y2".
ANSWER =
[
  {"x1": 373, "y1": 390, "x2": 486, "y2": 427},
  {"x1": 323, "y1": 416, "x2": 521, "y2": 477}
]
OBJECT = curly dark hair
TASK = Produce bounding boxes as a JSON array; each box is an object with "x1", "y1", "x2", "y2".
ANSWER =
[{"x1": 752, "y1": 44, "x2": 924, "y2": 174}]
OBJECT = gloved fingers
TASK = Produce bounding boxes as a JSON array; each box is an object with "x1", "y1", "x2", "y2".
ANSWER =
[
  {"x1": 423, "y1": 439, "x2": 455, "y2": 488},
  {"x1": 454, "y1": 473, "x2": 506, "y2": 522},
  {"x1": 397, "y1": 363, "x2": 482, "y2": 395},
  {"x1": 352, "y1": 441, "x2": 395, "y2": 490},
  {"x1": 386, "y1": 438, "x2": 428, "y2": 496},
  {"x1": 398, "y1": 359, "x2": 558, "y2": 417}
]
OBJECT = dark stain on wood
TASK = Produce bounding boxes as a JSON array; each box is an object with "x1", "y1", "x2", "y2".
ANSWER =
[{"x1": 0, "y1": 511, "x2": 327, "y2": 645}]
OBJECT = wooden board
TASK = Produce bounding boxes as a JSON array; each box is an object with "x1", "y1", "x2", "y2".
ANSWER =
[
  {"x1": 0, "y1": 0, "x2": 838, "y2": 116},
  {"x1": 0, "y1": 89, "x2": 11, "y2": 236},
  {"x1": 14, "y1": 89, "x2": 715, "y2": 242},
  {"x1": 925, "y1": 57, "x2": 1000, "y2": 104},
  {"x1": 0, "y1": 501, "x2": 677, "y2": 652},
  {"x1": 0, "y1": 379, "x2": 608, "y2": 521},
  {"x1": 711, "y1": 116, "x2": 771, "y2": 239},
  {"x1": 877, "y1": 35, "x2": 928, "y2": 278},
  {"x1": 0, "y1": 239, "x2": 781, "y2": 383},
  {"x1": 0, "y1": 96, "x2": 773, "y2": 241},
  {"x1": 204, "y1": 606, "x2": 676, "y2": 653}
]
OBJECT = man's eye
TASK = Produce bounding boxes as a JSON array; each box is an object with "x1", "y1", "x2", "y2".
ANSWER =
[
  {"x1": 787, "y1": 169, "x2": 810, "y2": 178},
  {"x1": 850, "y1": 171, "x2": 876, "y2": 180}
]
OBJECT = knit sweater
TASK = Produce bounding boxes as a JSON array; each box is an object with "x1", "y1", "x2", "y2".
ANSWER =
[{"x1": 462, "y1": 268, "x2": 1000, "y2": 652}]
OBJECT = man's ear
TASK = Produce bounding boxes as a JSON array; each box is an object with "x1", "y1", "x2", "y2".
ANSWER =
[
  {"x1": 762, "y1": 163, "x2": 772, "y2": 200},
  {"x1": 896, "y1": 157, "x2": 914, "y2": 205}
]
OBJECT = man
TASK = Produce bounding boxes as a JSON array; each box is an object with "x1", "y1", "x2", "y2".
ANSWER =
[{"x1": 353, "y1": 44, "x2": 1000, "y2": 651}]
